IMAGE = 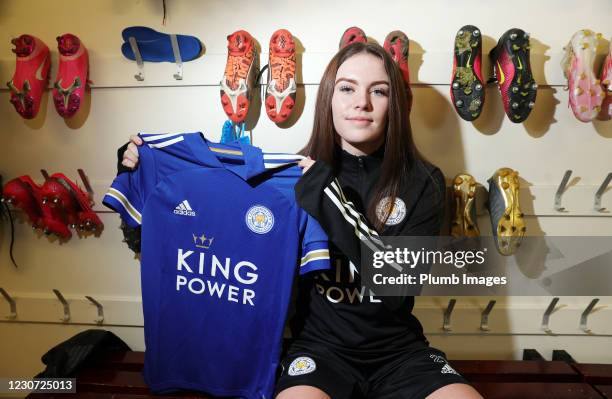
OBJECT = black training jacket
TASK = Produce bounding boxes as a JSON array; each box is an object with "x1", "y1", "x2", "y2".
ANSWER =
[{"x1": 292, "y1": 146, "x2": 446, "y2": 352}]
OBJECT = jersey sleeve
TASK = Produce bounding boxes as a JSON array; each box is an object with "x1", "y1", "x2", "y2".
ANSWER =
[
  {"x1": 295, "y1": 161, "x2": 386, "y2": 273},
  {"x1": 103, "y1": 142, "x2": 154, "y2": 228},
  {"x1": 298, "y1": 208, "x2": 331, "y2": 275}
]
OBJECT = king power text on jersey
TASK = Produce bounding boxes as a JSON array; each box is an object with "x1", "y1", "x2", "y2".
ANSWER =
[{"x1": 175, "y1": 248, "x2": 258, "y2": 306}]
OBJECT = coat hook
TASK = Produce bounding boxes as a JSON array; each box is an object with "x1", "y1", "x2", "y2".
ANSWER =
[
  {"x1": 580, "y1": 298, "x2": 599, "y2": 334},
  {"x1": 128, "y1": 37, "x2": 145, "y2": 81},
  {"x1": 85, "y1": 296, "x2": 104, "y2": 325},
  {"x1": 0, "y1": 288, "x2": 17, "y2": 320},
  {"x1": 442, "y1": 299, "x2": 456, "y2": 332},
  {"x1": 542, "y1": 297, "x2": 559, "y2": 334},
  {"x1": 77, "y1": 169, "x2": 95, "y2": 204},
  {"x1": 480, "y1": 300, "x2": 496, "y2": 331},
  {"x1": 554, "y1": 170, "x2": 572, "y2": 212},
  {"x1": 594, "y1": 173, "x2": 612, "y2": 212},
  {"x1": 170, "y1": 34, "x2": 183, "y2": 80},
  {"x1": 53, "y1": 289, "x2": 70, "y2": 322}
]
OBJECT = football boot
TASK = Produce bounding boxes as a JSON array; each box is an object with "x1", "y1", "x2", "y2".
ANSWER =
[
  {"x1": 7, "y1": 35, "x2": 51, "y2": 119},
  {"x1": 2, "y1": 176, "x2": 44, "y2": 228},
  {"x1": 450, "y1": 173, "x2": 480, "y2": 237},
  {"x1": 561, "y1": 29, "x2": 605, "y2": 122},
  {"x1": 220, "y1": 30, "x2": 259, "y2": 123},
  {"x1": 487, "y1": 168, "x2": 526, "y2": 256},
  {"x1": 39, "y1": 173, "x2": 103, "y2": 238},
  {"x1": 384, "y1": 30, "x2": 412, "y2": 112},
  {"x1": 598, "y1": 36, "x2": 612, "y2": 120},
  {"x1": 53, "y1": 34, "x2": 89, "y2": 118},
  {"x1": 339, "y1": 26, "x2": 367, "y2": 49},
  {"x1": 265, "y1": 29, "x2": 297, "y2": 123},
  {"x1": 451, "y1": 25, "x2": 485, "y2": 121},
  {"x1": 490, "y1": 29, "x2": 537, "y2": 123}
]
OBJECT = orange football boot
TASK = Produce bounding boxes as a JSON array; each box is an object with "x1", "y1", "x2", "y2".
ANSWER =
[
  {"x1": 265, "y1": 29, "x2": 297, "y2": 123},
  {"x1": 220, "y1": 30, "x2": 259, "y2": 123}
]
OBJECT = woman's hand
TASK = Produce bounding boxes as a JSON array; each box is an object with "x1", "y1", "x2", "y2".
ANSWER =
[
  {"x1": 297, "y1": 157, "x2": 316, "y2": 174},
  {"x1": 122, "y1": 135, "x2": 143, "y2": 169}
]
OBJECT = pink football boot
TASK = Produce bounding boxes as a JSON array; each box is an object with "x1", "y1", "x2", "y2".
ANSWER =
[
  {"x1": 339, "y1": 27, "x2": 367, "y2": 49},
  {"x1": 7, "y1": 35, "x2": 51, "y2": 119},
  {"x1": 561, "y1": 30, "x2": 605, "y2": 122},
  {"x1": 599, "y1": 37, "x2": 612, "y2": 120},
  {"x1": 384, "y1": 31, "x2": 413, "y2": 112},
  {"x1": 53, "y1": 34, "x2": 89, "y2": 118}
]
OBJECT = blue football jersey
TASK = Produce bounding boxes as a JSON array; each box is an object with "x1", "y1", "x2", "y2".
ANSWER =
[{"x1": 103, "y1": 132, "x2": 330, "y2": 398}]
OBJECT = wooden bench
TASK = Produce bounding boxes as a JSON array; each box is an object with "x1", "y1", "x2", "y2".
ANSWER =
[
  {"x1": 28, "y1": 351, "x2": 612, "y2": 399},
  {"x1": 470, "y1": 382, "x2": 602, "y2": 399},
  {"x1": 595, "y1": 385, "x2": 612, "y2": 398},
  {"x1": 572, "y1": 364, "x2": 612, "y2": 399},
  {"x1": 450, "y1": 360, "x2": 580, "y2": 382}
]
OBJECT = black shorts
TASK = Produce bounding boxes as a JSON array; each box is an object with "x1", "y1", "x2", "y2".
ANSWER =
[{"x1": 275, "y1": 339, "x2": 469, "y2": 399}]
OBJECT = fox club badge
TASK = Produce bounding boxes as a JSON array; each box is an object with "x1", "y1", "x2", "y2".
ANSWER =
[
  {"x1": 288, "y1": 356, "x2": 316, "y2": 376},
  {"x1": 376, "y1": 197, "x2": 406, "y2": 226},
  {"x1": 245, "y1": 205, "x2": 274, "y2": 234}
]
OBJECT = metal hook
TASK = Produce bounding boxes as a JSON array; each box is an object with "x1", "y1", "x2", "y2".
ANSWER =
[
  {"x1": 170, "y1": 34, "x2": 183, "y2": 80},
  {"x1": 85, "y1": 296, "x2": 104, "y2": 325},
  {"x1": 554, "y1": 170, "x2": 572, "y2": 212},
  {"x1": 480, "y1": 300, "x2": 496, "y2": 331},
  {"x1": 53, "y1": 289, "x2": 70, "y2": 322},
  {"x1": 0, "y1": 288, "x2": 17, "y2": 320},
  {"x1": 580, "y1": 298, "x2": 599, "y2": 334},
  {"x1": 594, "y1": 173, "x2": 612, "y2": 212},
  {"x1": 542, "y1": 297, "x2": 559, "y2": 334},
  {"x1": 128, "y1": 37, "x2": 145, "y2": 81},
  {"x1": 442, "y1": 299, "x2": 456, "y2": 332},
  {"x1": 77, "y1": 169, "x2": 95, "y2": 205}
]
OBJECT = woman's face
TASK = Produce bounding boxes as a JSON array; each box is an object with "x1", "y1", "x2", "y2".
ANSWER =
[{"x1": 332, "y1": 52, "x2": 390, "y2": 156}]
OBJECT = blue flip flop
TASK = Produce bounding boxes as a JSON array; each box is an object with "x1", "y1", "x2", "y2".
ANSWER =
[{"x1": 121, "y1": 26, "x2": 202, "y2": 62}]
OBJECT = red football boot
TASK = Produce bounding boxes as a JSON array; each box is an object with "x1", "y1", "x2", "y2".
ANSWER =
[
  {"x1": 490, "y1": 28, "x2": 537, "y2": 123},
  {"x1": 383, "y1": 30, "x2": 412, "y2": 112},
  {"x1": 339, "y1": 26, "x2": 367, "y2": 49},
  {"x1": 39, "y1": 176, "x2": 76, "y2": 239},
  {"x1": 220, "y1": 30, "x2": 259, "y2": 123},
  {"x1": 265, "y1": 29, "x2": 297, "y2": 123},
  {"x1": 53, "y1": 34, "x2": 89, "y2": 118},
  {"x1": 7, "y1": 35, "x2": 51, "y2": 119},
  {"x1": 450, "y1": 25, "x2": 485, "y2": 121},
  {"x1": 2, "y1": 176, "x2": 44, "y2": 228},
  {"x1": 39, "y1": 173, "x2": 103, "y2": 238}
]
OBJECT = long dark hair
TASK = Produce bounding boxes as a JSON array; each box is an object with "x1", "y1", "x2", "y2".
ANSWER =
[{"x1": 300, "y1": 42, "x2": 421, "y2": 232}]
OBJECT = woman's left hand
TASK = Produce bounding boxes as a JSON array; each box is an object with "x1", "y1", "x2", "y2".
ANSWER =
[{"x1": 297, "y1": 157, "x2": 316, "y2": 174}]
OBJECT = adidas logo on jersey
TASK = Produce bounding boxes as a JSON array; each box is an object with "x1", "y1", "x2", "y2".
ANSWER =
[{"x1": 174, "y1": 200, "x2": 196, "y2": 217}]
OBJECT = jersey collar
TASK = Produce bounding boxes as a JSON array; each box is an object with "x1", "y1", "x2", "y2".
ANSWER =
[{"x1": 187, "y1": 133, "x2": 265, "y2": 181}]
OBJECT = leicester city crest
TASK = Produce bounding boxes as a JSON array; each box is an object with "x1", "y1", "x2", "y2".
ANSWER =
[
  {"x1": 288, "y1": 356, "x2": 316, "y2": 376},
  {"x1": 245, "y1": 205, "x2": 274, "y2": 234},
  {"x1": 376, "y1": 197, "x2": 406, "y2": 226}
]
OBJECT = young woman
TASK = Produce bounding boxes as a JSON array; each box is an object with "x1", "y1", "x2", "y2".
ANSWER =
[{"x1": 122, "y1": 42, "x2": 482, "y2": 399}]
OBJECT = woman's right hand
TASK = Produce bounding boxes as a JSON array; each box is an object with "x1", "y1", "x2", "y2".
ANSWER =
[{"x1": 122, "y1": 135, "x2": 143, "y2": 169}]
